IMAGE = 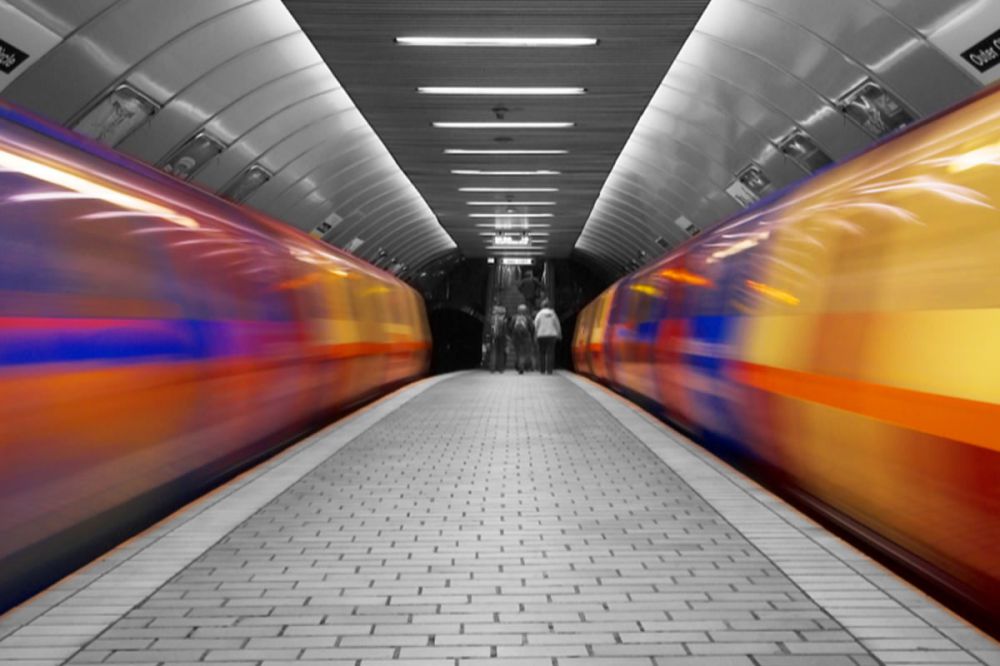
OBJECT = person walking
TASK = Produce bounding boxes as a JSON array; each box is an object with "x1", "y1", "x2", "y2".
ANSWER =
[
  {"x1": 510, "y1": 304, "x2": 535, "y2": 374},
  {"x1": 533, "y1": 299, "x2": 561, "y2": 375},
  {"x1": 517, "y1": 269, "x2": 544, "y2": 310}
]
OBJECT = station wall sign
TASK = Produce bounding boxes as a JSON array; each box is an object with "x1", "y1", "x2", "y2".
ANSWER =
[
  {"x1": 0, "y1": 3, "x2": 61, "y2": 93},
  {"x1": 0, "y1": 39, "x2": 28, "y2": 74},
  {"x1": 961, "y1": 28, "x2": 1000, "y2": 73},
  {"x1": 921, "y1": 3, "x2": 1000, "y2": 86}
]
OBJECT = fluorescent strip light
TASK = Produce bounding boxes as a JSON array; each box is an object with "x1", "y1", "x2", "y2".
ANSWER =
[
  {"x1": 474, "y1": 223, "x2": 552, "y2": 228},
  {"x1": 445, "y1": 149, "x2": 567, "y2": 155},
  {"x1": 419, "y1": 87, "x2": 585, "y2": 95},
  {"x1": 478, "y1": 231, "x2": 550, "y2": 237},
  {"x1": 476, "y1": 222, "x2": 552, "y2": 230},
  {"x1": 452, "y1": 169, "x2": 561, "y2": 176},
  {"x1": 467, "y1": 201, "x2": 556, "y2": 206},
  {"x1": 469, "y1": 213, "x2": 553, "y2": 218},
  {"x1": 485, "y1": 248, "x2": 546, "y2": 252},
  {"x1": 396, "y1": 37, "x2": 597, "y2": 47},
  {"x1": 459, "y1": 187, "x2": 559, "y2": 192},
  {"x1": 500, "y1": 257, "x2": 538, "y2": 265},
  {"x1": 434, "y1": 121, "x2": 574, "y2": 129}
]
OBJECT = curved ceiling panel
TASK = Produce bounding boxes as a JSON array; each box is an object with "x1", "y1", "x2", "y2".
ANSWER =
[
  {"x1": 193, "y1": 77, "x2": 342, "y2": 188},
  {"x1": 118, "y1": 33, "x2": 317, "y2": 160},
  {"x1": 0, "y1": 0, "x2": 454, "y2": 277},
  {"x1": 4, "y1": 0, "x2": 115, "y2": 37},
  {"x1": 576, "y1": 0, "x2": 985, "y2": 276}
]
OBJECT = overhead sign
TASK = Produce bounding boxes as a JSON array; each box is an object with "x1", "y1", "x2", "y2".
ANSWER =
[
  {"x1": 502, "y1": 257, "x2": 535, "y2": 266},
  {"x1": 0, "y1": 38, "x2": 28, "y2": 74},
  {"x1": 961, "y1": 28, "x2": 1000, "y2": 73}
]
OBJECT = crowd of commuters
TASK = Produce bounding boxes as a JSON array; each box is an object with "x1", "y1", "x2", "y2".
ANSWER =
[{"x1": 485, "y1": 298, "x2": 562, "y2": 375}]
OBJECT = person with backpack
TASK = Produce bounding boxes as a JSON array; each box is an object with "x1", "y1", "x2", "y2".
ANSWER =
[
  {"x1": 510, "y1": 304, "x2": 535, "y2": 374},
  {"x1": 533, "y1": 298, "x2": 562, "y2": 375}
]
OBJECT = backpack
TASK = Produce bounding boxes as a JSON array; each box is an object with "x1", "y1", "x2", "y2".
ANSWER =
[{"x1": 513, "y1": 314, "x2": 529, "y2": 335}]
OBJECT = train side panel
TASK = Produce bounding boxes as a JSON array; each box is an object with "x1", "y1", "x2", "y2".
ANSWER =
[
  {"x1": 0, "y1": 103, "x2": 429, "y2": 607},
  {"x1": 574, "y1": 87, "x2": 1000, "y2": 619}
]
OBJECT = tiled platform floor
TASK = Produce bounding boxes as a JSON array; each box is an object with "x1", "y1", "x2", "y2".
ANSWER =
[{"x1": 1, "y1": 372, "x2": 996, "y2": 666}]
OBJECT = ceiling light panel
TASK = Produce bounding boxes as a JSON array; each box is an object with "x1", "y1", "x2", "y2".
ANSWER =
[
  {"x1": 469, "y1": 213, "x2": 554, "y2": 218},
  {"x1": 396, "y1": 37, "x2": 598, "y2": 47},
  {"x1": 418, "y1": 86, "x2": 585, "y2": 95},
  {"x1": 478, "y1": 232, "x2": 551, "y2": 237},
  {"x1": 485, "y1": 247, "x2": 544, "y2": 251},
  {"x1": 452, "y1": 170, "x2": 561, "y2": 176},
  {"x1": 474, "y1": 223, "x2": 552, "y2": 228},
  {"x1": 445, "y1": 149, "x2": 567, "y2": 155},
  {"x1": 459, "y1": 187, "x2": 559, "y2": 192},
  {"x1": 433, "y1": 122, "x2": 575, "y2": 129},
  {"x1": 466, "y1": 201, "x2": 556, "y2": 206}
]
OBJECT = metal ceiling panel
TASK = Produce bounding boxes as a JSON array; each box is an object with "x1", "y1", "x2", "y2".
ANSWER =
[
  {"x1": 5, "y1": 0, "x2": 118, "y2": 37},
  {"x1": 742, "y1": 0, "x2": 980, "y2": 117},
  {"x1": 576, "y1": 0, "x2": 987, "y2": 275},
  {"x1": 118, "y1": 32, "x2": 314, "y2": 161},
  {"x1": 0, "y1": 0, "x2": 454, "y2": 274},
  {"x1": 192, "y1": 69, "x2": 338, "y2": 189},
  {"x1": 125, "y1": 2, "x2": 299, "y2": 108},
  {"x1": 874, "y1": 0, "x2": 1000, "y2": 86},
  {"x1": 2, "y1": 0, "x2": 256, "y2": 123}
]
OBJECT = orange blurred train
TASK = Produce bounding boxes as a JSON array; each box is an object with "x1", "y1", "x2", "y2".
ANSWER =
[
  {"x1": 0, "y1": 101, "x2": 430, "y2": 608},
  {"x1": 574, "y1": 87, "x2": 1000, "y2": 626}
]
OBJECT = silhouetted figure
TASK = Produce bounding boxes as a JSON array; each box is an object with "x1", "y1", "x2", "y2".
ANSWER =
[
  {"x1": 486, "y1": 305, "x2": 508, "y2": 373},
  {"x1": 510, "y1": 304, "x2": 535, "y2": 374},
  {"x1": 517, "y1": 269, "x2": 544, "y2": 310}
]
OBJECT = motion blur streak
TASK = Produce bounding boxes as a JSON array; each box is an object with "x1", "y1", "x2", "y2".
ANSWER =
[
  {"x1": 573, "y1": 87, "x2": 1000, "y2": 627},
  {"x1": 0, "y1": 101, "x2": 431, "y2": 609}
]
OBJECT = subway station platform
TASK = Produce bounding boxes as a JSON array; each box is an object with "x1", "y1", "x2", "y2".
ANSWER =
[{"x1": 0, "y1": 372, "x2": 997, "y2": 666}]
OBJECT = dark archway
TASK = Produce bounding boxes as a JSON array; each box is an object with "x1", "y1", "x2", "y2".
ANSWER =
[{"x1": 428, "y1": 307, "x2": 483, "y2": 374}]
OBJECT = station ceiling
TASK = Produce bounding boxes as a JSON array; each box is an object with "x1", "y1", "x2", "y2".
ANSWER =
[
  {"x1": 2, "y1": 0, "x2": 997, "y2": 279},
  {"x1": 283, "y1": 0, "x2": 710, "y2": 265}
]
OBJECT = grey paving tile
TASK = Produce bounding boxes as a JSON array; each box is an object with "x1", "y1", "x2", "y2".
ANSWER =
[{"x1": 7, "y1": 372, "x2": 995, "y2": 665}]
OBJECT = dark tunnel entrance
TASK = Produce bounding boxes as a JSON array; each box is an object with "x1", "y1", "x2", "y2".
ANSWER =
[{"x1": 428, "y1": 307, "x2": 483, "y2": 374}]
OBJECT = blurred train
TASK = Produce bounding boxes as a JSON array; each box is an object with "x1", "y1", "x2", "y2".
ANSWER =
[
  {"x1": 574, "y1": 86, "x2": 1000, "y2": 627},
  {"x1": 0, "y1": 101, "x2": 430, "y2": 609}
]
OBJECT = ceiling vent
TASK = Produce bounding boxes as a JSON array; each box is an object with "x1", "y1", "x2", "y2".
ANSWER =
[
  {"x1": 344, "y1": 237, "x2": 365, "y2": 254},
  {"x1": 672, "y1": 215, "x2": 699, "y2": 237},
  {"x1": 838, "y1": 79, "x2": 914, "y2": 138},
  {"x1": 162, "y1": 132, "x2": 224, "y2": 181},
  {"x1": 725, "y1": 164, "x2": 770, "y2": 207},
  {"x1": 779, "y1": 131, "x2": 832, "y2": 173},
  {"x1": 221, "y1": 164, "x2": 271, "y2": 203},
  {"x1": 73, "y1": 84, "x2": 159, "y2": 147},
  {"x1": 310, "y1": 211, "x2": 343, "y2": 239}
]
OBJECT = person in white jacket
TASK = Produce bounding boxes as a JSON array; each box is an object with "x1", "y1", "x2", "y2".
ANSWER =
[{"x1": 533, "y1": 299, "x2": 562, "y2": 375}]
